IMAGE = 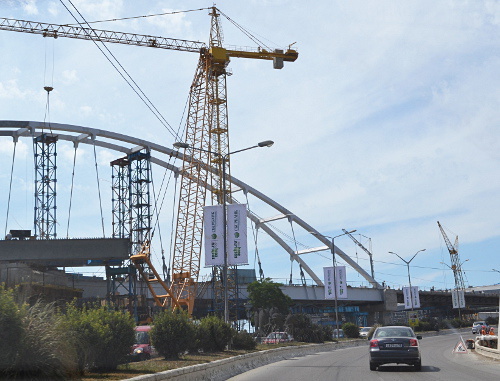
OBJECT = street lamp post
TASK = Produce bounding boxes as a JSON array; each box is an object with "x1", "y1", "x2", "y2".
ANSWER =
[
  {"x1": 173, "y1": 140, "x2": 274, "y2": 323},
  {"x1": 389, "y1": 249, "x2": 426, "y2": 311},
  {"x1": 311, "y1": 229, "x2": 356, "y2": 338},
  {"x1": 440, "y1": 259, "x2": 469, "y2": 319}
]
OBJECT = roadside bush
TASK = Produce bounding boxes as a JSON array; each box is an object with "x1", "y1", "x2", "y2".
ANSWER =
[
  {"x1": 342, "y1": 322, "x2": 359, "y2": 338},
  {"x1": 414, "y1": 318, "x2": 439, "y2": 332},
  {"x1": 485, "y1": 316, "x2": 499, "y2": 326},
  {"x1": 151, "y1": 310, "x2": 196, "y2": 359},
  {"x1": 319, "y1": 324, "x2": 334, "y2": 341},
  {"x1": 0, "y1": 288, "x2": 25, "y2": 375},
  {"x1": 197, "y1": 315, "x2": 232, "y2": 352},
  {"x1": 231, "y1": 329, "x2": 257, "y2": 350},
  {"x1": 62, "y1": 303, "x2": 135, "y2": 371}
]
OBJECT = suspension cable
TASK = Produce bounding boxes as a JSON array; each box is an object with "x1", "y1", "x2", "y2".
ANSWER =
[
  {"x1": 4, "y1": 139, "x2": 17, "y2": 238},
  {"x1": 66, "y1": 143, "x2": 78, "y2": 238},
  {"x1": 288, "y1": 216, "x2": 306, "y2": 286},
  {"x1": 245, "y1": 192, "x2": 265, "y2": 281},
  {"x1": 92, "y1": 139, "x2": 105, "y2": 237}
]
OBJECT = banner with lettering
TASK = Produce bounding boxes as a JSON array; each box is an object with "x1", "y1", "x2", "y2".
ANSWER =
[
  {"x1": 203, "y1": 205, "x2": 224, "y2": 266},
  {"x1": 323, "y1": 266, "x2": 348, "y2": 299},
  {"x1": 227, "y1": 203, "x2": 248, "y2": 265}
]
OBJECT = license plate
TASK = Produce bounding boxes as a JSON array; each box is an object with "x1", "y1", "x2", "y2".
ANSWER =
[{"x1": 385, "y1": 343, "x2": 403, "y2": 348}]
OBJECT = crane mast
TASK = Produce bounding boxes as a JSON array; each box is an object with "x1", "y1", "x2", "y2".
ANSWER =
[
  {"x1": 437, "y1": 221, "x2": 466, "y2": 291},
  {"x1": 341, "y1": 229, "x2": 376, "y2": 287},
  {"x1": 0, "y1": 8, "x2": 298, "y2": 316}
]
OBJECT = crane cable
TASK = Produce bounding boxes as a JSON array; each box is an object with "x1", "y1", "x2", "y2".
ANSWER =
[
  {"x1": 66, "y1": 8, "x2": 211, "y2": 25},
  {"x1": 217, "y1": 8, "x2": 274, "y2": 51},
  {"x1": 4, "y1": 140, "x2": 17, "y2": 238},
  {"x1": 59, "y1": 0, "x2": 181, "y2": 141}
]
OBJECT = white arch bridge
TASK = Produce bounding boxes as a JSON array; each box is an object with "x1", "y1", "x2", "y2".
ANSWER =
[{"x1": 0, "y1": 120, "x2": 380, "y2": 290}]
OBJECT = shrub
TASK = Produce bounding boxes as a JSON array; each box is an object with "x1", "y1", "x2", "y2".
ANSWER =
[
  {"x1": 197, "y1": 315, "x2": 232, "y2": 352},
  {"x1": 231, "y1": 329, "x2": 257, "y2": 350},
  {"x1": 485, "y1": 316, "x2": 499, "y2": 326},
  {"x1": 342, "y1": 322, "x2": 359, "y2": 338},
  {"x1": 319, "y1": 324, "x2": 334, "y2": 341},
  {"x1": 0, "y1": 288, "x2": 25, "y2": 375},
  {"x1": 62, "y1": 303, "x2": 135, "y2": 371},
  {"x1": 151, "y1": 310, "x2": 196, "y2": 359}
]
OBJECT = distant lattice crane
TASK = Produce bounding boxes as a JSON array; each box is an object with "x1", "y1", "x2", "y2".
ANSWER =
[
  {"x1": 342, "y1": 229, "x2": 376, "y2": 286},
  {"x1": 437, "y1": 221, "x2": 466, "y2": 290}
]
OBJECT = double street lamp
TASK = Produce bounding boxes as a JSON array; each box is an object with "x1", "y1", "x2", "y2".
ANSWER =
[
  {"x1": 389, "y1": 249, "x2": 426, "y2": 311},
  {"x1": 173, "y1": 140, "x2": 274, "y2": 323},
  {"x1": 311, "y1": 229, "x2": 356, "y2": 338}
]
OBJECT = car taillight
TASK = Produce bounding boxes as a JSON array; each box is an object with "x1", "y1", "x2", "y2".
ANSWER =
[
  {"x1": 409, "y1": 339, "x2": 418, "y2": 347},
  {"x1": 370, "y1": 339, "x2": 379, "y2": 348}
]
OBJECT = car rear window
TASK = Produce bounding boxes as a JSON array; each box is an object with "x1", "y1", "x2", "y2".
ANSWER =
[{"x1": 375, "y1": 328, "x2": 414, "y2": 338}]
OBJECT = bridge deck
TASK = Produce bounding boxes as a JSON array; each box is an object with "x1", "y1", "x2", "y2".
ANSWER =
[{"x1": 0, "y1": 238, "x2": 130, "y2": 266}]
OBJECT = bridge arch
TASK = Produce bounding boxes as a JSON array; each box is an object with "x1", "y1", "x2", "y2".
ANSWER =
[{"x1": 0, "y1": 120, "x2": 380, "y2": 288}]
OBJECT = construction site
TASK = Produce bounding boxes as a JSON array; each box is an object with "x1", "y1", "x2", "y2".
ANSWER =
[{"x1": 1, "y1": 4, "x2": 499, "y2": 329}]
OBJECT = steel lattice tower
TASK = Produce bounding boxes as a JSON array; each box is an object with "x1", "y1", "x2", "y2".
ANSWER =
[
  {"x1": 111, "y1": 157, "x2": 131, "y2": 241},
  {"x1": 33, "y1": 133, "x2": 58, "y2": 240},
  {"x1": 128, "y1": 150, "x2": 152, "y2": 255}
]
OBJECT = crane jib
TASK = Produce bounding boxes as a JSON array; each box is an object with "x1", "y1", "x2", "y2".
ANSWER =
[{"x1": 0, "y1": 17, "x2": 298, "y2": 63}]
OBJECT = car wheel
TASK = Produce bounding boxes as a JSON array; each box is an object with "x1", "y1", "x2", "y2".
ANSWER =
[
  {"x1": 414, "y1": 361, "x2": 422, "y2": 371},
  {"x1": 369, "y1": 362, "x2": 377, "y2": 371}
]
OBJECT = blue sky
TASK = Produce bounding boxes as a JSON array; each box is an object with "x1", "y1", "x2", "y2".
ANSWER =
[{"x1": 0, "y1": 0, "x2": 499, "y2": 292}]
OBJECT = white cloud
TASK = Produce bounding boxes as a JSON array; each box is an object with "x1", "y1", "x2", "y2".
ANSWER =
[{"x1": 21, "y1": 0, "x2": 38, "y2": 15}]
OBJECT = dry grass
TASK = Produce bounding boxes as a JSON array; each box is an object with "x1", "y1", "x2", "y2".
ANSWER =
[{"x1": 81, "y1": 342, "x2": 306, "y2": 380}]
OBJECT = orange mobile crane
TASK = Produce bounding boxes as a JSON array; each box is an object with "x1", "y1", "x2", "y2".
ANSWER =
[{"x1": 0, "y1": 7, "x2": 298, "y2": 315}]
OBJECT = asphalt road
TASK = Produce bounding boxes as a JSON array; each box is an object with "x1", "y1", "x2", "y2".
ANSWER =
[{"x1": 230, "y1": 331, "x2": 499, "y2": 381}]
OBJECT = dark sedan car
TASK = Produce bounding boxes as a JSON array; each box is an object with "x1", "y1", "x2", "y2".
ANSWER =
[{"x1": 369, "y1": 326, "x2": 422, "y2": 371}]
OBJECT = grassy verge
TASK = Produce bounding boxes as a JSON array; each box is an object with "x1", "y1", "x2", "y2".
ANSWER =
[{"x1": 81, "y1": 341, "x2": 313, "y2": 380}]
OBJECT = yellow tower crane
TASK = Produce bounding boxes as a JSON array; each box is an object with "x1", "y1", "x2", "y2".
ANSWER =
[{"x1": 0, "y1": 7, "x2": 298, "y2": 315}]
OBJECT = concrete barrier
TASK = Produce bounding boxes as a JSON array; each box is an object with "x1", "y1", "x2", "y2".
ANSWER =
[
  {"x1": 475, "y1": 336, "x2": 500, "y2": 360},
  {"x1": 123, "y1": 340, "x2": 368, "y2": 381},
  {"x1": 123, "y1": 328, "x2": 469, "y2": 381}
]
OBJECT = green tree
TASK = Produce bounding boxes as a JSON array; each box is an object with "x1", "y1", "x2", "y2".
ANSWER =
[
  {"x1": 285, "y1": 313, "x2": 323, "y2": 343},
  {"x1": 247, "y1": 278, "x2": 292, "y2": 314},
  {"x1": 150, "y1": 310, "x2": 196, "y2": 359}
]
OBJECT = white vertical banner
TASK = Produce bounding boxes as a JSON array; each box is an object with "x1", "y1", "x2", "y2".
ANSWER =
[
  {"x1": 323, "y1": 266, "x2": 348, "y2": 299},
  {"x1": 452, "y1": 289, "x2": 459, "y2": 308},
  {"x1": 458, "y1": 289, "x2": 466, "y2": 308},
  {"x1": 203, "y1": 205, "x2": 224, "y2": 266},
  {"x1": 227, "y1": 204, "x2": 248, "y2": 265},
  {"x1": 335, "y1": 266, "x2": 348, "y2": 299},
  {"x1": 403, "y1": 287, "x2": 412, "y2": 309},
  {"x1": 452, "y1": 289, "x2": 466, "y2": 309},
  {"x1": 411, "y1": 286, "x2": 421, "y2": 308},
  {"x1": 403, "y1": 286, "x2": 420, "y2": 309},
  {"x1": 323, "y1": 267, "x2": 335, "y2": 299}
]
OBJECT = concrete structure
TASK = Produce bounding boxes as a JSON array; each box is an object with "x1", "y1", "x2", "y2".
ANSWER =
[{"x1": 0, "y1": 238, "x2": 129, "y2": 267}]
